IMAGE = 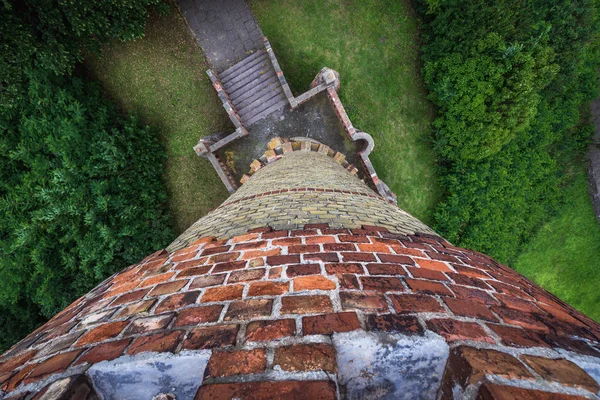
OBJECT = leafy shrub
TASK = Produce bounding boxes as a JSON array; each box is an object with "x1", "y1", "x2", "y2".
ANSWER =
[
  {"x1": 0, "y1": 0, "x2": 171, "y2": 350},
  {"x1": 0, "y1": 70, "x2": 173, "y2": 350},
  {"x1": 418, "y1": 0, "x2": 600, "y2": 263}
]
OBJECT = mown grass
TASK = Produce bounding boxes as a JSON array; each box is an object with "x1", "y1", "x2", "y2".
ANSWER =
[
  {"x1": 250, "y1": 0, "x2": 440, "y2": 224},
  {"x1": 514, "y1": 169, "x2": 600, "y2": 321},
  {"x1": 84, "y1": 9, "x2": 231, "y2": 234}
]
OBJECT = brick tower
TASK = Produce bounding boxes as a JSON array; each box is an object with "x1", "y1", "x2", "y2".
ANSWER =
[{"x1": 1, "y1": 135, "x2": 599, "y2": 400}]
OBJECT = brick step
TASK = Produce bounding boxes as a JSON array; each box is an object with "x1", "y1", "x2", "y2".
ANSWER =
[
  {"x1": 219, "y1": 50, "x2": 267, "y2": 82},
  {"x1": 227, "y1": 69, "x2": 278, "y2": 101},
  {"x1": 222, "y1": 57, "x2": 270, "y2": 89},
  {"x1": 229, "y1": 73, "x2": 279, "y2": 105},
  {"x1": 238, "y1": 89, "x2": 285, "y2": 119},
  {"x1": 233, "y1": 78, "x2": 282, "y2": 111},
  {"x1": 224, "y1": 64, "x2": 275, "y2": 97},
  {"x1": 244, "y1": 95, "x2": 288, "y2": 126}
]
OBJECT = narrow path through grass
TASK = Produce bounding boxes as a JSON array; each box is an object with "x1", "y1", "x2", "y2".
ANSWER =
[
  {"x1": 514, "y1": 170, "x2": 600, "y2": 321},
  {"x1": 250, "y1": 0, "x2": 440, "y2": 224},
  {"x1": 85, "y1": 10, "x2": 231, "y2": 234}
]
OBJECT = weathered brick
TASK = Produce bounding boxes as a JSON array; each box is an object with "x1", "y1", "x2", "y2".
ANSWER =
[
  {"x1": 445, "y1": 298, "x2": 498, "y2": 322},
  {"x1": 274, "y1": 344, "x2": 336, "y2": 372},
  {"x1": 446, "y1": 273, "x2": 492, "y2": 290},
  {"x1": 324, "y1": 263, "x2": 364, "y2": 275},
  {"x1": 234, "y1": 241, "x2": 267, "y2": 251},
  {"x1": 360, "y1": 276, "x2": 404, "y2": 292},
  {"x1": 201, "y1": 245, "x2": 230, "y2": 256},
  {"x1": 247, "y1": 281, "x2": 289, "y2": 296},
  {"x1": 195, "y1": 380, "x2": 337, "y2": 400},
  {"x1": 445, "y1": 346, "x2": 533, "y2": 388},
  {"x1": 304, "y1": 253, "x2": 339, "y2": 262},
  {"x1": 288, "y1": 245, "x2": 320, "y2": 254},
  {"x1": 281, "y1": 295, "x2": 333, "y2": 314},
  {"x1": 116, "y1": 299, "x2": 156, "y2": 318},
  {"x1": 155, "y1": 291, "x2": 200, "y2": 313},
  {"x1": 230, "y1": 232, "x2": 260, "y2": 244},
  {"x1": 201, "y1": 285, "x2": 244, "y2": 303},
  {"x1": 189, "y1": 274, "x2": 226, "y2": 289},
  {"x1": 261, "y1": 230, "x2": 288, "y2": 239},
  {"x1": 212, "y1": 260, "x2": 246, "y2": 273},
  {"x1": 139, "y1": 272, "x2": 175, "y2": 288},
  {"x1": 182, "y1": 325, "x2": 238, "y2": 350},
  {"x1": 521, "y1": 355, "x2": 599, "y2": 393},
  {"x1": 272, "y1": 237, "x2": 302, "y2": 247},
  {"x1": 174, "y1": 259, "x2": 206, "y2": 271},
  {"x1": 340, "y1": 292, "x2": 388, "y2": 312},
  {"x1": 339, "y1": 235, "x2": 369, "y2": 243},
  {"x1": 357, "y1": 243, "x2": 392, "y2": 253},
  {"x1": 487, "y1": 324, "x2": 550, "y2": 348},
  {"x1": 149, "y1": 280, "x2": 188, "y2": 296},
  {"x1": 228, "y1": 268, "x2": 265, "y2": 283},
  {"x1": 111, "y1": 288, "x2": 150, "y2": 306},
  {"x1": 127, "y1": 330, "x2": 184, "y2": 355},
  {"x1": 2, "y1": 364, "x2": 36, "y2": 392},
  {"x1": 377, "y1": 254, "x2": 415, "y2": 265},
  {"x1": 451, "y1": 264, "x2": 491, "y2": 279},
  {"x1": 177, "y1": 266, "x2": 211, "y2": 278},
  {"x1": 495, "y1": 294, "x2": 540, "y2": 313},
  {"x1": 451, "y1": 285, "x2": 498, "y2": 305},
  {"x1": 248, "y1": 257, "x2": 265, "y2": 268},
  {"x1": 268, "y1": 266, "x2": 282, "y2": 279},
  {"x1": 415, "y1": 258, "x2": 451, "y2": 272},
  {"x1": 366, "y1": 263, "x2": 407, "y2": 275},
  {"x1": 339, "y1": 274, "x2": 360, "y2": 290},
  {"x1": 324, "y1": 243, "x2": 356, "y2": 252},
  {"x1": 291, "y1": 229, "x2": 318, "y2": 237},
  {"x1": 286, "y1": 264, "x2": 321, "y2": 277},
  {"x1": 406, "y1": 267, "x2": 447, "y2": 281},
  {"x1": 241, "y1": 248, "x2": 281, "y2": 260},
  {"x1": 224, "y1": 299, "x2": 273, "y2": 321},
  {"x1": 366, "y1": 314, "x2": 423, "y2": 335},
  {"x1": 174, "y1": 305, "x2": 223, "y2": 326},
  {"x1": 303, "y1": 312, "x2": 360, "y2": 335},
  {"x1": 491, "y1": 307, "x2": 548, "y2": 332},
  {"x1": 76, "y1": 321, "x2": 129, "y2": 346},
  {"x1": 267, "y1": 255, "x2": 301, "y2": 265},
  {"x1": 477, "y1": 383, "x2": 589, "y2": 399},
  {"x1": 75, "y1": 338, "x2": 131, "y2": 365},
  {"x1": 205, "y1": 349, "x2": 267, "y2": 377},
  {"x1": 246, "y1": 319, "x2": 296, "y2": 341},
  {"x1": 294, "y1": 276, "x2": 336, "y2": 291},
  {"x1": 405, "y1": 279, "x2": 453, "y2": 296},
  {"x1": 305, "y1": 236, "x2": 337, "y2": 244},
  {"x1": 25, "y1": 349, "x2": 84, "y2": 383},
  {"x1": 125, "y1": 313, "x2": 174, "y2": 334},
  {"x1": 426, "y1": 319, "x2": 493, "y2": 343},
  {"x1": 339, "y1": 252, "x2": 376, "y2": 262}
]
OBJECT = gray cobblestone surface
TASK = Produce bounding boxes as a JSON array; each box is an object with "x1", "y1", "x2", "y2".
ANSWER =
[
  {"x1": 177, "y1": 0, "x2": 264, "y2": 72},
  {"x1": 168, "y1": 152, "x2": 436, "y2": 251}
]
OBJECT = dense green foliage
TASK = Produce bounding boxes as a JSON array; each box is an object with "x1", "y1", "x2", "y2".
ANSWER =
[
  {"x1": 419, "y1": 0, "x2": 600, "y2": 263},
  {"x1": 0, "y1": 0, "x2": 171, "y2": 350},
  {"x1": 514, "y1": 170, "x2": 600, "y2": 321}
]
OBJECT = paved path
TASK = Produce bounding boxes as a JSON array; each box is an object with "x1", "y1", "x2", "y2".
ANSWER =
[{"x1": 177, "y1": 0, "x2": 264, "y2": 73}]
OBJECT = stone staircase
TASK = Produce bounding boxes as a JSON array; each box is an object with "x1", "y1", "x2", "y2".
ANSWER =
[{"x1": 218, "y1": 49, "x2": 288, "y2": 127}]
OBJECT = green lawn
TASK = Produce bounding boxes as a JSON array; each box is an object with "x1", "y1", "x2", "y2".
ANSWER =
[
  {"x1": 84, "y1": 10, "x2": 231, "y2": 234},
  {"x1": 514, "y1": 170, "x2": 600, "y2": 321},
  {"x1": 250, "y1": 0, "x2": 440, "y2": 224}
]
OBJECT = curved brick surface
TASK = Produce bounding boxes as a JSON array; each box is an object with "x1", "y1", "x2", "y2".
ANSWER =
[
  {"x1": 168, "y1": 151, "x2": 435, "y2": 251},
  {"x1": 2, "y1": 226, "x2": 599, "y2": 398}
]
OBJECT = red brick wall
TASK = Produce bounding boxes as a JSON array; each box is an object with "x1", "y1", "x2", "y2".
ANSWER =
[{"x1": 1, "y1": 225, "x2": 599, "y2": 399}]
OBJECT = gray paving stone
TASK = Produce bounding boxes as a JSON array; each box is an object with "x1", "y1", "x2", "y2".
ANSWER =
[{"x1": 177, "y1": 0, "x2": 264, "y2": 72}]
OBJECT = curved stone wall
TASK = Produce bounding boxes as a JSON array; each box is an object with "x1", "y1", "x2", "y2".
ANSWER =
[
  {"x1": 168, "y1": 151, "x2": 435, "y2": 252},
  {"x1": 1, "y1": 225, "x2": 599, "y2": 399}
]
